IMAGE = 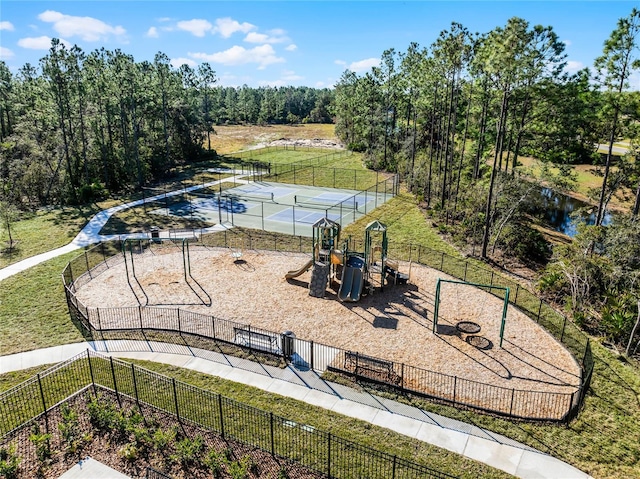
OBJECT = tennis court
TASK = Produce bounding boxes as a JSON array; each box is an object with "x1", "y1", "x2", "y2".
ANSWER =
[{"x1": 152, "y1": 181, "x2": 393, "y2": 236}]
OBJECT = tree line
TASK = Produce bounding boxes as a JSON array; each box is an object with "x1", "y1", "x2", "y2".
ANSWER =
[
  {"x1": 334, "y1": 14, "x2": 639, "y2": 249},
  {"x1": 332, "y1": 11, "x2": 640, "y2": 351},
  {"x1": 0, "y1": 42, "x2": 333, "y2": 208}
]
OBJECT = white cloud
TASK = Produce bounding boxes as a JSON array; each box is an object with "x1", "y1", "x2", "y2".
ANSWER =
[
  {"x1": 285, "y1": 44, "x2": 297, "y2": 52},
  {"x1": 213, "y1": 17, "x2": 255, "y2": 38},
  {"x1": 190, "y1": 44, "x2": 284, "y2": 69},
  {"x1": 170, "y1": 57, "x2": 197, "y2": 68},
  {"x1": 177, "y1": 19, "x2": 212, "y2": 37},
  {"x1": 18, "y1": 35, "x2": 71, "y2": 50},
  {"x1": 38, "y1": 10, "x2": 126, "y2": 42},
  {"x1": 565, "y1": 60, "x2": 585, "y2": 74},
  {"x1": 0, "y1": 47, "x2": 14, "y2": 59},
  {"x1": 244, "y1": 29, "x2": 289, "y2": 44},
  {"x1": 316, "y1": 81, "x2": 326, "y2": 88},
  {"x1": 146, "y1": 27, "x2": 159, "y2": 38},
  {"x1": 0, "y1": 21, "x2": 15, "y2": 31},
  {"x1": 258, "y1": 69, "x2": 304, "y2": 87},
  {"x1": 281, "y1": 70, "x2": 303, "y2": 81},
  {"x1": 563, "y1": 39, "x2": 572, "y2": 46},
  {"x1": 334, "y1": 59, "x2": 347, "y2": 66},
  {"x1": 158, "y1": 17, "x2": 172, "y2": 23},
  {"x1": 349, "y1": 57, "x2": 379, "y2": 73}
]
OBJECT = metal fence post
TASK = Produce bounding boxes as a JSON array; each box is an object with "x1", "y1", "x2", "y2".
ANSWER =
[
  {"x1": 327, "y1": 433, "x2": 331, "y2": 479},
  {"x1": 87, "y1": 350, "x2": 97, "y2": 396},
  {"x1": 37, "y1": 373, "x2": 49, "y2": 433},
  {"x1": 85, "y1": 251, "x2": 91, "y2": 279},
  {"x1": 270, "y1": 412, "x2": 275, "y2": 456},
  {"x1": 95, "y1": 308, "x2": 102, "y2": 333},
  {"x1": 510, "y1": 388, "x2": 515, "y2": 416},
  {"x1": 131, "y1": 364, "x2": 141, "y2": 412},
  {"x1": 218, "y1": 394, "x2": 225, "y2": 438},
  {"x1": 452, "y1": 376, "x2": 457, "y2": 405},
  {"x1": 172, "y1": 378, "x2": 180, "y2": 423},
  {"x1": 310, "y1": 340, "x2": 315, "y2": 370},
  {"x1": 537, "y1": 300, "x2": 543, "y2": 323},
  {"x1": 110, "y1": 356, "x2": 121, "y2": 408},
  {"x1": 139, "y1": 306, "x2": 144, "y2": 331},
  {"x1": 392, "y1": 455, "x2": 397, "y2": 479}
]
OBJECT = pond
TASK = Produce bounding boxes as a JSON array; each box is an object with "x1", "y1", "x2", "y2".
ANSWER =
[{"x1": 538, "y1": 187, "x2": 612, "y2": 237}]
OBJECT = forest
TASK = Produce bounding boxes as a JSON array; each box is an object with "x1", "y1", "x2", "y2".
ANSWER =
[
  {"x1": 0, "y1": 44, "x2": 333, "y2": 206},
  {"x1": 0, "y1": 10, "x2": 639, "y2": 352},
  {"x1": 331, "y1": 12, "x2": 640, "y2": 352}
]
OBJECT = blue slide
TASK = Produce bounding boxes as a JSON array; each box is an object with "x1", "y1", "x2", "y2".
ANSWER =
[{"x1": 338, "y1": 256, "x2": 365, "y2": 302}]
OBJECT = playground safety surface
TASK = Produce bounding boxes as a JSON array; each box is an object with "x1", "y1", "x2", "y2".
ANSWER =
[{"x1": 74, "y1": 247, "x2": 581, "y2": 402}]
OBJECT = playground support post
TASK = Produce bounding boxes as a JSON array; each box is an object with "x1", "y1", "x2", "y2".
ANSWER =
[
  {"x1": 499, "y1": 288, "x2": 510, "y2": 348},
  {"x1": 433, "y1": 278, "x2": 509, "y2": 347}
]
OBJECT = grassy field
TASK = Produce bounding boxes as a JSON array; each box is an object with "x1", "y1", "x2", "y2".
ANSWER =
[
  {"x1": 516, "y1": 156, "x2": 634, "y2": 211},
  {"x1": 0, "y1": 205, "x2": 107, "y2": 269},
  {"x1": 210, "y1": 124, "x2": 338, "y2": 154},
  {"x1": 0, "y1": 252, "x2": 86, "y2": 355}
]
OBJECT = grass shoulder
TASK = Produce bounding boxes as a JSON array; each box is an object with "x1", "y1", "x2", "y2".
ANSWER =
[{"x1": 0, "y1": 252, "x2": 86, "y2": 355}]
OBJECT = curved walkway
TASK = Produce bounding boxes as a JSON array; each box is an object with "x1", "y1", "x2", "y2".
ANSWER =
[
  {"x1": 0, "y1": 169, "x2": 249, "y2": 282},
  {"x1": 0, "y1": 341, "x2": 592, "y2": 479},
  {"x1": 0, "y1": 175, "x2": 592, "y2": 479}
]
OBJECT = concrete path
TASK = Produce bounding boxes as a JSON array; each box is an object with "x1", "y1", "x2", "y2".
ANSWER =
[
  {"x1": 0, "y1": 341, "x2": 593, "y2": 479},
  {"x1": 0, "y1": 174, "x2": 248, "y2": 282},
  {"x1": 58, "y1": 457, "x2": 131, "y2": 479}
]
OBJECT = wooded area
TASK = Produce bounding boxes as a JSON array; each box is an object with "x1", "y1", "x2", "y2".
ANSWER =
[
  {"x1": 0, "y1": 11, "x2": 639, "y2": 352},
  {"x1": 0, "y1": 44, "x2": 333, "y2": 207}
]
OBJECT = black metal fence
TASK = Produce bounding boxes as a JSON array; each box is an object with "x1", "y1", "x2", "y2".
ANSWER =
[
  {"x1": 0, "y1": 351, "x2": 456, "y2": 479},
  {"x1": 61, "y1": 235, "x2": 593, "y2": 423}
]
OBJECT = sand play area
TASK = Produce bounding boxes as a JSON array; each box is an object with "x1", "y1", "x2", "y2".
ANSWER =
[{"x1": 74, "y1": 246, "x2": 581, "y2": 399}]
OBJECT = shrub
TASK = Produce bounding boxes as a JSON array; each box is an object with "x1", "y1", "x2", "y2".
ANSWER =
[
  {"x1": 0, "y1": 445, "x2": 20, "y2": 479},
  {"x1": 203, "y1": 449, "x2": 226, "y2": 478},
  {"x1": 170, "y1": 435, "x2": 204, "y2": 467},
  {"x1": 118, "y1": 443, "x2": 138, "y2": 462},
  {"x1": 29, "y1": 424, "x2": 52, "y2": 464},
  {"x1": 58, "y1": 402, "x2": 87, "y2": 454}
]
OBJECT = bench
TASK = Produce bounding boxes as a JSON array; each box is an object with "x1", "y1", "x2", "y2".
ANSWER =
[
  {"x1": 343, "y1": 351, "x2": 401, "y2": 385},
  {"x1": 233, "y1": 327, "x2": 280, "y2": 355}
]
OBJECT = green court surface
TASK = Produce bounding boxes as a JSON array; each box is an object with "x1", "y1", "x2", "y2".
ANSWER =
[{"x1": 151, "y1": 182, "x2": 393, "y2": 236}]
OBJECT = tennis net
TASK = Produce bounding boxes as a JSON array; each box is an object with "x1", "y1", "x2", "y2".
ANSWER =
[
  {"x1": 228, "y1": 190, "x2": 275, "y2": 202},
  {"x1": 294, "y1": 195, "x2": 358, "y2": 210}
]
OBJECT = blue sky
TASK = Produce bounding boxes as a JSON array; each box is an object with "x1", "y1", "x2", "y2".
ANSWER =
[{"x1": 1, "y1": 1, "x2": 638, "y2": 88}]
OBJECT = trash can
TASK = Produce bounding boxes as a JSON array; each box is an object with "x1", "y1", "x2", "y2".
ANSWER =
[
  {"x1": 281, "y1": 330, "x2": 296, "y2": 359},
  {"x1": 150, "y1": 226, "x2": 160, "y2": 240}
]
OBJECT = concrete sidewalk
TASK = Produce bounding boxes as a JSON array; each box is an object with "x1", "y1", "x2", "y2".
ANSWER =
[
  {"x1": 0, "y1": 175, "x2": 247, "y2": 282},
  {"x1": 0, "y1": 341, "x2": 592, "y2": 479}
]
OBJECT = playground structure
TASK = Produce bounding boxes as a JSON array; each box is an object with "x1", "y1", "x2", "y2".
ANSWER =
[
  {"x1": 122, "y1": 238, "x2": 211, "y2": 306},
  {"x1": 433, "y1": 278, "x2": 510, "y2": 348},
  {"x1": 285, "y1": 218, "x2": 408, "y2": 302}
]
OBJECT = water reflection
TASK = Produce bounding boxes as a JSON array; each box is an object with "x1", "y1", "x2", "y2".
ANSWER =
[{"x1": 538, "y1": 188, "x2": 612, "y2": 237}]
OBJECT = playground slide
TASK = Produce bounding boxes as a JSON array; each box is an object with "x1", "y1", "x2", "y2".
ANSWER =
[
  {"x1": 285, "y1": 259, "x2": 314, "y2": 279},
  {"x1": 338, "y1": 266, "x2": 365, "y2": 301},
  {"x1": 338, "y1": 256, "x2": 365, "y2": 302}
]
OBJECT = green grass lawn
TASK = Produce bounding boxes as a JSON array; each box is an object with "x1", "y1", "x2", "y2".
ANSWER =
[
  {"x1": 0, "y1": 205, "x2": 106, "y2": 269},
  {"x1": 0, "y1": 252, "x2": 86, "y2": 355},
  {"x1": 515, "y1": 157, "x2": 633, "y2": 211}
]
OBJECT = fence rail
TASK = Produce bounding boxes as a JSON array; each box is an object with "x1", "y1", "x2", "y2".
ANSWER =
[
  {"x1": 61, "y1": 235, "x2": 593, "y2": 423},
  {"x1": 0, "y1": 351, "x2": 456, "y2": 479}
]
